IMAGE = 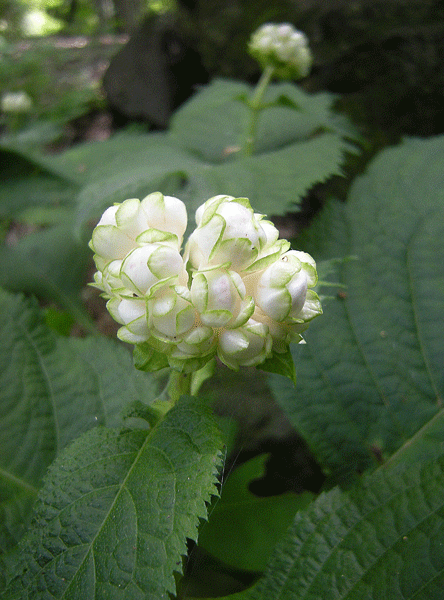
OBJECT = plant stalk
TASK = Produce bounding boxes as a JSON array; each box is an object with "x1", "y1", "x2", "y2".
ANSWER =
[{"x1": 244, "y1": 65, "x2": 275, "y2": 156}]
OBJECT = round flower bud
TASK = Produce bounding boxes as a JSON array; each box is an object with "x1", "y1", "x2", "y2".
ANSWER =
[
  {"x1": 248, "y1": 23, "x2": 312, "y2": 80},
  {"x1": 120, "y1": 243, "x2": 185, "y2": 297},
  {"x1": 149, "y1": 288, "x2": 196, "y2": 339},
  {"x1": 255, "y1": 250, "x2": 319, "y2": 322},
  {"x1": 190, "y1": 268, "x2": 254, "y2": 329},
  {"x1": 89, "y1": 192, "x2": 187, "y2": 268},
  {"x1": 185, "y1": 195, "x2": 283, "y2": 272},
  {"x1": 1, "y1": 91, "x2": 33, "y2": 113},
  {"x1": 218, "y1": 319, "x2": 273, "y2": 370},
  {"x1": 107, "y1": 296, "x2": 150, "y2": 344}
]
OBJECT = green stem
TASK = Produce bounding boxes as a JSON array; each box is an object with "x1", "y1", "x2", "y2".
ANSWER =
[
  {"x1": 167, "y1": 370, "x2": 192, "y2": 404},
  {"x1": 244, "y1": 65, "x2": 275, "y2": 156}
]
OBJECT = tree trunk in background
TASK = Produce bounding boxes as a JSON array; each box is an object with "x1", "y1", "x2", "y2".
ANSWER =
[
  {"x1": 103, "y1": 0, "x2": 444, "y2": 137},
  {"x1": 112, "y1": 0, "x2": 143, "y2": 32}
]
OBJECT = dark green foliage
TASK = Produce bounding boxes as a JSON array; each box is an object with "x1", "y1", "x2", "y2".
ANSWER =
[
  {"x1": 0, "y1": 289, "x2": 158, "y2": 555},
  {"x1": 2, "y1": 396, "x2": 222, "y2": 599},
  {"x1": 198, "y1": 454, "x2": 313, "y2": 572},
  {"x1": 213, "y1": 448, "x2": 444, "y2": 600},
  {"x1": 270, "y1": 136, "x2": 444, "y2": 483}
]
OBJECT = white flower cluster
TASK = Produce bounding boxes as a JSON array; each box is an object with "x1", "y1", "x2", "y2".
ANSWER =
[
  {"x1": 1, "y1": 91, "x2": 33, "y2": 113},
  {"x1": 90, "y1": 192, "x2": 322, "y2": 372},
  {"x1": 248, "y1": 23, "x2": 312, "y2": 80}
]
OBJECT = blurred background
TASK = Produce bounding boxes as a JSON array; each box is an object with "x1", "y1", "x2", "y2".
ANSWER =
[{"x1": 1, "y1": 0, "x2": 444, "y2": 144}]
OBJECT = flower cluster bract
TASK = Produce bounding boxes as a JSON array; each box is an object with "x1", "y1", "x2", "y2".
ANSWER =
[
  {"x1": 90, "y1": 192, "x2": 322, "y2": 372},
  {"x1": 248, "y1": 23, "x2": 312, "y2": 80}
]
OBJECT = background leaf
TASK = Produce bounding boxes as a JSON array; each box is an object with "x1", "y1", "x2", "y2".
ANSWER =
[
  {"x1": 0, "y1": 148, "x2": 77, "y2": 220},
  {"x1": 198, "y1": 454, "x2": 313, "y2": 572},
  {"x1": 0, "y1": 289, "x2": 158, "y2": 555},
  {"x1": 61, "y1": 78, "x2": 358, "y2": 234},
  {"x1": 3, "y1": 396, "x2": 222, "y2": 600},
  {"x1": 0, "y1": 222, "x2": 91, "y2": 318},
  {"x1": 270, "y1": 136, "x2": 444, "y2": 483},
  {"x1": 170, "y1": 79, "x2": 358, "y2": 160},
  {"x1": 210, "y1": 433, "x2": 444, "y2": 600}
]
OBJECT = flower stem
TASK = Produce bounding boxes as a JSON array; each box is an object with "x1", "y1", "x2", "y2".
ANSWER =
[
  {"x1": 244, "y1": 65, "x2": 275, "y2": 156},
  {"x1": 168, "y1": 370, "x2": 192, "y2": 404}
]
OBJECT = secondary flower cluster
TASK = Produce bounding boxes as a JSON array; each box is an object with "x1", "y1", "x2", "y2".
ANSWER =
[
  {"x1": 90, "y1": 192, "x2": 322, "y2": 372},
  {"x1": 248, "y1": 23, "x2": 312, "y2": 80}
]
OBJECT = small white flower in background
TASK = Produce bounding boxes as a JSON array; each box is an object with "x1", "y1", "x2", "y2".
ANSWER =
[
  {"x1": 90, "y1": 192, "x2": 322, "y2": 372},
  {"x1": 1, "y1": 91, "x2": 33, "y2": 113},
  {"x1": 248, "y1": 23, "x2": 312, "y2": 80}
]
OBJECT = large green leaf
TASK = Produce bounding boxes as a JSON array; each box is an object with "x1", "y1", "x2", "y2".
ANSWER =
[
  {"x1": 170, "y1": 79, "x2": 358, "y2": 160},
  {"x1": 69, "y1": 79, "x2": 357, "y2": 233},
  {"x1": 0, "y1": 220, "x2": 92, "y2": 317},
  {"x1": 0, "y1": 148, "x2": 78, "y2": 219},
  {"x1": 73, "y1": 136, "x2": 200, "y2": 236},
  {"x1": 198, "y1": 454, "x2": 313, "y2": 572},
  {"x1": 211, "y1": 429, "x2": 444, "y2": 600},
  {"x1": 210, "y1": 132, "x2": 347, "y2": 216},
  {"x1": 0, "y1": 289, "x2": 158, "y2": 554},
  {"x1": 270, "y1": 136, "x2": 444, "y2": 482},
  {"x1": 2, "y1": 395, "x2": 222, "y2": 599}
]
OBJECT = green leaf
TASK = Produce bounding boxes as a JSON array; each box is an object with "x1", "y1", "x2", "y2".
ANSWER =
[
  {"x1": 0, "y1": 148, "x2": 78, "y2": 219},
  {"x1": 210, "y1": 133, "x2": 349, "y2": 216},
  {"x1": 72, "y1": 135, "x2": 201, "y2": 236},
  {"x1": 3, "y1": 396, "x2": 223, "y2": 599},
  {"x1": 171, "y1": 79, "x2": 359, "y2": 160},
  {"x1": 212, "y1": 451, "x2": 444, "y2": 600},
  {"x1": 0, "y1": 289, "x2": 158, "y2": 554},
  {"x1": 198, "y1": 454, "x2": 313, "y2": 572},
  {"x1": 72, "y1": 79, "x2": 358, "y2": 233},
  {"x1": 258, "y1": 346, "x2": 297, "y2": 385},
  {"x1": 0, "y1": 220, "x2": 91, "y2": 316},
  {"x1": 170, "y1": 79, "x2": 249, "y2": 162},
  {"x1": 133, "y1": 342, "x2": 171, "y2": 372},
  {"x1": 270, "y1": 136, "x2": 444, "y2": 483}
]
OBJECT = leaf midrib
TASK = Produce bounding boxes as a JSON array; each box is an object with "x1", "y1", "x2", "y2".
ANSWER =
[
  {"x1": 0, "y1": 466, "x2": 39, "y2": 496},
  {"x1": 60, "y1": 424, "x2": 174, "y2": 598},
  {"x1": 405, "y1": 210, "x2": 442, "y2": 405},
  {"x1": 18, "y1": 316, "x2": 60, "y2": 456}
]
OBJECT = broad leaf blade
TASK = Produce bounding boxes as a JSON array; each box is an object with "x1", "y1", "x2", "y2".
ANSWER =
[
  {"x1": 212, "y1": 133, "x2": 349, "y2": 215},
  {"x1": 0, "y1": 290, "x2": 158, "y2": 553},
  {"x1": 270, "y1": 136, "x2": 444, "y2": 482},
  {"x1": 0, "y1": 149, "x2": 77, "y2": 219},
  {"x1": 3, "y1": 396, "x2": 222, "y2": 599},
  {"x1": 171, "y1": 79, "x2": 359, "y2": 160},
  {"x1": 170, "y1": 78, "x2": 249, "y2": 161},
  {"x1": 0, "y1": 221, "x2": 91, "y2": 313},
  {"x1": 213, "y1": 449, "x2": 444, "y2": 600},
  {"x1": 73, "y1": 136, "x2": 200, "y2": 235},
  {"x1": 198, "y1": 454, "x2": 313, "y2": 572}
]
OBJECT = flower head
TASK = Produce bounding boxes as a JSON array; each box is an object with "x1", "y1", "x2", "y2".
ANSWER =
[
  {"x1": 90, "y1": 192, "x2": 322, "y2": 373},
  {"x1": 248, "y1": 23, "x2": 312, "y2": 80},
  {"x1": 1, "y1": 91, "x2": 33, "y2": 113}
]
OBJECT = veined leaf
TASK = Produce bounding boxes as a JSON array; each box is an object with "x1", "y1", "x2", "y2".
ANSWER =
[
  {"x1": 70, "y1": 79, "x2": 358, "y2": 233},
  {"x1": 0, "y1": 221, "x2": 91, "y2": 315},
  {"x1": 211, "y1": 133, "x2": 348, "y2": 216},
  {"x1": 198, "y1": 454, "x2": 313, "y2": 572},
  {"x1": 270, "y1": 136, "x2": 444, "y2": 482},
  {"x1": 258, "y1": 347, "x2": 297, "y2": 385},
  {"x1": 0, "y1": 149, "x2": 78, "y2": 219},
  {"x1": 170, "y1": 79, "x2": 359, "y2": 160},
  {"x1": 73, "y1": 137, "x2": 198, "y2": 237},
  {"x1": 3, "y1": 396, "x2": 222, "y2": 599},
  {"x1": 211, "y1": 446, "x2": 444, "y2": 600},
  {"x1": 0, "y1": 289, "x2": 158, "y2": 553}
]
